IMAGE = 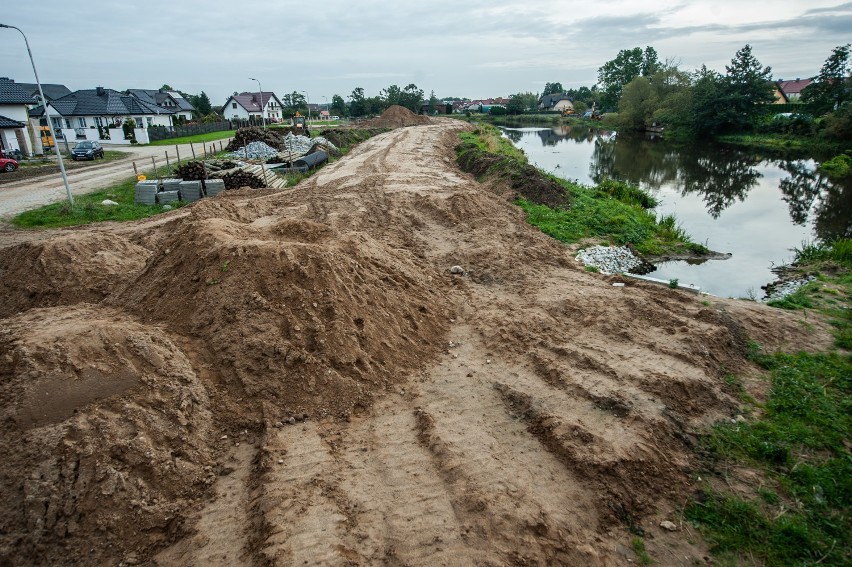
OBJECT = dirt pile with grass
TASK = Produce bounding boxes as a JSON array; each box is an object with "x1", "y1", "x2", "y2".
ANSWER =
[{"x1": 0, "y1": 120, "x2": 835, "y2": 566}]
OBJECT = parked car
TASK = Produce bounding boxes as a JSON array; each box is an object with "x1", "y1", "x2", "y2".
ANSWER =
[
  {"x1": 0, "y1": 157, "x2": 18, "y2": 172},
  {"x1": 0, "y1": 148, "x2": 23, "y2": 160},
  {"x1": 71, "y1": 140, "x2": 105, "y2": 160}
]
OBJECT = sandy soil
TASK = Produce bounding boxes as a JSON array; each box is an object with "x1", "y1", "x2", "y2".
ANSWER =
[{"x1": 0, "y1": 119, "x2": 833, "y2": 566}]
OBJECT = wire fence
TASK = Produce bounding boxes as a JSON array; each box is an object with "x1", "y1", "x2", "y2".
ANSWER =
[{"x1": 147, "y1": 121, "x2": 236, "y2": 142}]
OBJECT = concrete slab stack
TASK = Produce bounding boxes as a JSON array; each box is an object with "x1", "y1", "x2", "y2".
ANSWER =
[
  {"x1": 205, "y1": 179, "x2": 225, "y2": 197},
  {"x1": 156, "y1": 190, "x2": 180, "y2": 204},
  {"x1": 179, "y1": 180, "x2": 203, "y2": 202},
  {"x1": 134, "y1": 180, "x2": 159, "y2": 205}
]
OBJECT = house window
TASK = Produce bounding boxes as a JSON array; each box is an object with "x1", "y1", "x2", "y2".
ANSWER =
[
  {"x1": 232, "y1": 102, "x2": 237, "y2": 109},
  {"x1": 65, "y1": 119, "x2": 71, "y2": 129},
  {"x1": 94, "y1": 117, "x2": 103, "y2": 127},
  {"x1": 77, "y1": 117, "x2": 87, "y2": 127},
  {"x1": 147, "y1": 117, "x2": 153, "y2": 127},
  {"x1": 51, "y1": 117, "x2": 63, "y2": 131}
]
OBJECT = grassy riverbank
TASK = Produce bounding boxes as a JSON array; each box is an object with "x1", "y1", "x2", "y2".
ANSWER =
[
  {"x1": 456, "y1": 124, "x2": 707, "y2": 257},
  {"x1": 687, "y1": 239, "x2": 851, "y2": 566},
  {"x1": 717, "y1": 133, "x2": 848, "y2": 156}
]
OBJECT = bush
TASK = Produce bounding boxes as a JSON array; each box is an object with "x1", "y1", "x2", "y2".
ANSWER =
[{"x1": 819, "y1": 154, "x2": 852, "y2": 180}]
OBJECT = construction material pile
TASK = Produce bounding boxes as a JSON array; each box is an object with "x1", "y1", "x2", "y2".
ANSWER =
[
  {"x1": 225, "y1": 127, "x2": 284, "y2": 152},
  {"x1": 225, "y1": 141, "x2": 280, "y2": 160},
  {"x1": 369, "y1": 105, "x2": 431, "y2": 128},
  {"x1": 222, "y1": 167, "x2": 268, "y2": 189},
  {"x1": 175, "y1": 160, "x2": 207, "y2": 180},
  {"x1": 281, "y1": 133, "x2": 338, "y2": 155}
]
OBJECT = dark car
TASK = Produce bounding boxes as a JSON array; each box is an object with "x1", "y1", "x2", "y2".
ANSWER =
[
  {"x1": 0, "y1": 157, "x2": 18, "y2": 172},
  {"x1": 72, "y1": 140, "x2": 105, "y2": 160}
]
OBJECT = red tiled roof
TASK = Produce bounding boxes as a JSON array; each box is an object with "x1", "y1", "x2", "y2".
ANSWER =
[{"x1": 777, "y1": 79, "x2": 812, "y2": 96}]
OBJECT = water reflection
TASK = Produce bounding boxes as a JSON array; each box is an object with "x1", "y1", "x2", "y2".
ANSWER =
[
  {"x1": 584, "y1": 134, "x2": 850, "y2": 237},
  {"x1": 496, "y1": 123, "x2": 852, "y2": 296}
]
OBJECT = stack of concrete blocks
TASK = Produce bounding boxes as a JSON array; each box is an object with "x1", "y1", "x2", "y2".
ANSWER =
[
  {"x1": 204, "y1": 179, "x2": 225, "y2": 197},
  {"x1": 156, "y1": 191, "x2": 180, "y2": 204},
  {"x1": 179, "y1": 180, "x2": 203, "y2": 202},
  {"x1": 134, "y1": 180, "x2": 159, "y2": 205},
  {"x1": 161, "y1": 178, "x2": 182, "y2": 194}
]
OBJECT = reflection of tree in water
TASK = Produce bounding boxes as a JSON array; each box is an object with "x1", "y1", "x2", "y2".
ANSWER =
[
  {"x1": 678, "y1": 149, "x2": 762, "y2": 219},
  {"x1": 589, "y1": 135, "x2": 680, "y2": 190},
  {"x1": 501, "y1": 128, "x2": 523, "y2": 144},
  {"x1": 536, "y1": 125, "x2": 598, "y2": 146},
  {"x1": 778, "y1": 160, "x2": 852, "y2": 239},
  {"x1": 590, "y1": 136, "x2": 761, "y2": 218}
]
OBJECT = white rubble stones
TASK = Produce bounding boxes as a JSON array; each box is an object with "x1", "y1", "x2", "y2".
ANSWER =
[
  {"x1": 762, "y1": 276, "x2": 816, "y2": 302},
  {"x1": 101, "y1": 199, "x2": 118, "y2": 206},
  {"x1": 282, "y1": 133, "x2": 337, "y2": 155},
  {"x1": 576, "y1": 245, "x2": 643, "y2": 274},
  {"x1": 660, "y1": 520, "x2": 678, "y2": 531},
  {"x1": 449, "y1": 265, "x2": 465, "y2": 274},
  {"x1": 226, "y1": 135, "x2": 338, "y2": 161},
  {"x1": 226, "y1": 141, "x2": 280, "y2": 160}
]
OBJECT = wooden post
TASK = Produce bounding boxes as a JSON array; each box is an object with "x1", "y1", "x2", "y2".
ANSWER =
[
  {"x1": 190, "y1": 142, "x2": 196, "y2": 160},
  {"x1": 175, "y1": 144, "x2": 181, "y2": 165},
  {"x1": 165, "y1": 150, "x2": 171, "y2": 175},
  {"x1": 260, "y1": 161, "x2": 268, "y2": 186},
  {"x1": 132, "y1": 161, "x2": 138, "y2": 176},
  {"x1": 151, "y1": 156, "x2": 161, "y2": 183}
]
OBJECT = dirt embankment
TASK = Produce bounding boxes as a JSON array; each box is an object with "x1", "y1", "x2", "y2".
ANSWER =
[{"x1": 0, "y1": 119, "x2": 833, "y2": 566}]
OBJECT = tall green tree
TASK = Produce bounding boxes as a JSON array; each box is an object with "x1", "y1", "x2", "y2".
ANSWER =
[
  {"x1": 597, "y1": 46, "x2": 660, "y2": 109},
  {"x1": 428, "y1": 90, "x2": 438, "y2": 114},
  {"x1": 689, "y1": 65, "x2": 728, "y2": 136},
  {"x1": 506, "y1": 94, "x2": 526, "y2": 115},
  {"x1": 802, "y1": 44, "x2": 851, "y2": 115},
  {"x1": 331, "y1": 94, "x2": 348, "y2": 117},
  {"x1": 542, "y1": 82, "x2": 564, "y2": 96},
  {"x1": 349, "y1": 87, "x2": 368, "y2": 116},
  {"x1": 617, "y1": 76, "x2": 656, "y2": 130},
  {"x1": 194, "y1": 91, "x2": 212, "y2": 115},
  {"x1": 381, "y1": 84, "x2": 402, "y2": 107},
  {"x1": 723, "y1": 44, "x2": 775, "y2": 131},
  {"x1": 398, "y1": 84, "x2": 424, "y2": 113}
]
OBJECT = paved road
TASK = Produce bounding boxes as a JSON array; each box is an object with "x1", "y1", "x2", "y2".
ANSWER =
[{"x1": 0, "y1": 138, "x2": 232, "y2": 218}]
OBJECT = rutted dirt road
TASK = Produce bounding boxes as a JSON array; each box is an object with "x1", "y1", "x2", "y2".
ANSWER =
[{"x1": 0, "y1": 120, "x2": 831, "y2": 566}]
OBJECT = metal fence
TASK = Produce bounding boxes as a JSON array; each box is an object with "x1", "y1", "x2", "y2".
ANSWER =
[{"x1": 147, "y1": 121, "x2": 235, "y2": 142}]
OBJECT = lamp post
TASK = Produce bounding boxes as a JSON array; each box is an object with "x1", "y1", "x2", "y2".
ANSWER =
[
  {"x1": 1, "y1": 23, "x2": 73, "y2": 205},
  {"x1": 301, "y1": 90, "x2": 309, "y2": 123},
  {"x1": 248, "y1": 77, "x2": 266, "y2": 129}
]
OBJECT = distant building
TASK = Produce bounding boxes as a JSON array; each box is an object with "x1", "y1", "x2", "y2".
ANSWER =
[
  {"x1": 776, "y1": 79, "x2": 813, "y2": 103},
  {"x1": 224, "y1": 92, "x2": 284, "y2": 122},
  {"x1": 0, "y1": 77, "x2": 37, "y2": 155},
  {"x1": 538, "y1": 93, "x2": 574, "y2": 112}
]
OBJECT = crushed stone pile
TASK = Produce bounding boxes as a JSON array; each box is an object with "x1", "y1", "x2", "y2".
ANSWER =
[
  {"x1": 281, "y1": 133, "x2": 338, "y2": 155},
  {"x1": 576, "y1": 245, "x2": 643, "y2": 274},
  {"x1": 226, "y1": 140, "x2": 280, "y2": 160},
  {"x1": 369, "y1": 105, "x2": 432, "y2": 128},
  {"x1": 762, "y1": 275, "x2": 816, "y2": 302}
]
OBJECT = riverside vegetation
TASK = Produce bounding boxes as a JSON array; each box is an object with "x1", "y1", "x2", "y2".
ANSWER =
[
  {"x1": 686, "y1": 238, "x2": 851, "y2": 566},
  {"x1": 456, "y1": 124, "x2": 707, "y2": 257}
]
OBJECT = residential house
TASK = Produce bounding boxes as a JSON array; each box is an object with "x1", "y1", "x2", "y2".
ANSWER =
[
  {"x1": 29, "y1": 87, "x2": 176, "y2": 145},
  {"x1": 0, "y1": 78, "x2": 36, "y2": 156},
  {"x1": 16, "y1": 82, "x2": 72, "y2": 107},
  {"x1": 224, "y1": 92, "x2": 284, "y2": 122},
  {"x1": 127, "y1": 89, "x2": 195, "y2": 120},
  {"x1": 538, "y1": 93, "x2": 574, "y2": 112},
  {"x1": 776, "y1": 79, "x2": 812, "y2": 103}
]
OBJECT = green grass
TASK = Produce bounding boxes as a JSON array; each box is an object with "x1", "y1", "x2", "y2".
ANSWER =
[
  {"x1": 11, "y1": 168, "x2": 185, "y2": 228},
  {"x1": 148, "y1": 130, "x2": 236, "y2": 146},
  {"x1": 457, "y1": 126, "x2": 706, "y2": 257},
  {"x1": 631, "y1": 537, "x2": 653, "y2": 565},
  {"x1": 687, "y1": 350, "x2": 851, "y2": 566},
  {"x1": 717, "y1": 134, "x2": 844, "y2": 156}
]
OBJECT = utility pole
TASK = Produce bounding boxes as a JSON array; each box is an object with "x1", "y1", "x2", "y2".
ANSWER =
[
  {"x1": 1, "y1": 23, "x2": 73, "y2": 205},
  {"x1": 249, "y1": 77, "x2": 266, "y2": 129}
]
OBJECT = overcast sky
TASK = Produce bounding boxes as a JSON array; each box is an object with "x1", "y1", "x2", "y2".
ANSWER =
[{"x1": 2, "y1": 1, "x2": 850, "y2": 105}]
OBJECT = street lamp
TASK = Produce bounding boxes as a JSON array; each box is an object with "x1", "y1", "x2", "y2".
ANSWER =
[
  {"x1": 248, "y1": 77, "x2": 266, "y2": 129},
  {"x1": 301, "y1": 90, "x2": 309, "y2": 122},
  {"x1": 1, "y1": 23, "x2": 73, "y2": 205}
]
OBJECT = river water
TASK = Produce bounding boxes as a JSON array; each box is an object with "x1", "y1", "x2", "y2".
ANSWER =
[{"x1": 498, "y1": 124, "x2": 851, "y2": 298}]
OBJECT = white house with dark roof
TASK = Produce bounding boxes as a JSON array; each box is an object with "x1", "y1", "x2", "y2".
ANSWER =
[
  {"x1": 29, "y1": 87, "x2": 176, "y2": 144},
  {"x1": 16, "y1": 82, "x2": 72, "y2": 107},
  {"x1": 538, "y1": 93, "x2": 574, "y2": 112},
  {"x1": 0, "y1": 78, "x2": 35, "y2": 155},
  {"x1": 127, "y1": 89, "x2": 195, "y2": 120},
  {"x1": 224, "y1": 91, "x2": 284, "y2": 122}
]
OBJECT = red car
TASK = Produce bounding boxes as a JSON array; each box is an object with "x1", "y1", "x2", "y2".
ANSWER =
[{"x1": 0, "y1": 156, "x2": 18, "y2": 172}]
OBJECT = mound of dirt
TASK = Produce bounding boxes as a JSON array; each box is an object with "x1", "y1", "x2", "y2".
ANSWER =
[
  {"x1": 0, "y1": 305, "x2": 215, "y2": 565},
  {"x1": 0, "y1": 233, "x2": 152, "y2": 318},
  {"x1": 0, "y1": 120, "x2": 835, "y2": 566},
  {"x1": 369, "y1": 105, "x2": 432, "y2": 128}
]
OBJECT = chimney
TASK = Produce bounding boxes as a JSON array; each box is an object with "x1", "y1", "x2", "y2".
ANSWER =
[{"x1": 96, "y1": 86, "x2": 105, "y2": 96}]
